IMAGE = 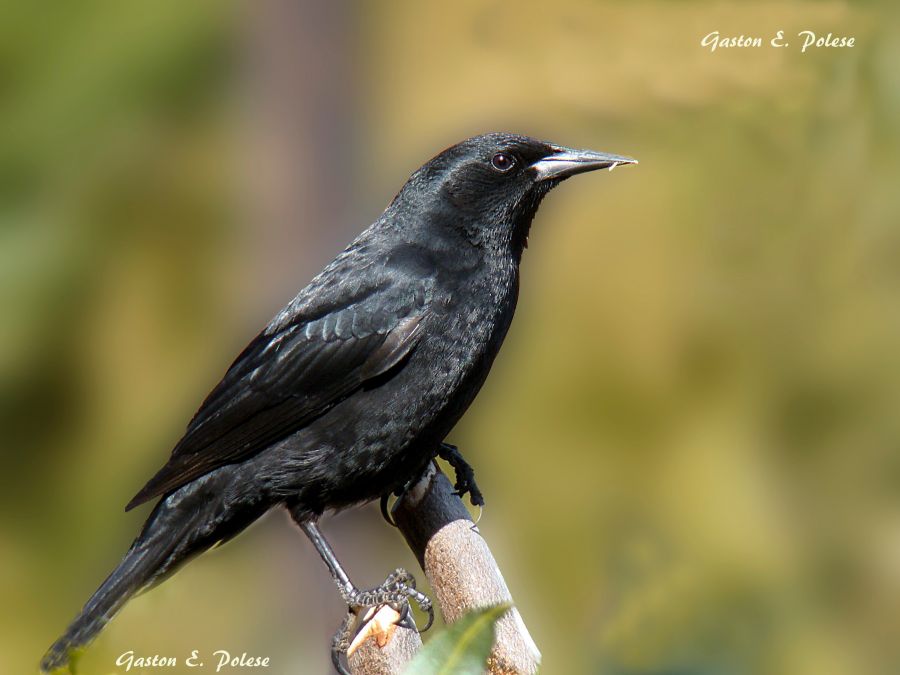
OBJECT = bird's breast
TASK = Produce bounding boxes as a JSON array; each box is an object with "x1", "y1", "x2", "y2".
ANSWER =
[{"x1": 419, "y1": 260, "x2": 519, "y2": 400}]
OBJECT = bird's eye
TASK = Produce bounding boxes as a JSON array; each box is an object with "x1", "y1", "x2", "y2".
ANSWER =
[{"x1": 490, "y1": 152, "x2": 516, "y2": 173}]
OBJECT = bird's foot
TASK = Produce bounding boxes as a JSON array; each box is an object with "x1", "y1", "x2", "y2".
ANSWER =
[
  {"x1": 347, "y1": 568, "x2": 434, "y2": 631},
  {"x1": 379, "y1": 444, "x2": 483, "y2": 527},
  {"x1": 438, "y1": 443, "x2": 485, "y2": 507},
  {"x1": 330, "y1": 568, "x2": 433, "y2": 674}
]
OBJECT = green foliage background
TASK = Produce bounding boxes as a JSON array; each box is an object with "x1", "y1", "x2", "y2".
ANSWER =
[{"x1": 1, "y1": 1, "x2": 898, "y2": 674}]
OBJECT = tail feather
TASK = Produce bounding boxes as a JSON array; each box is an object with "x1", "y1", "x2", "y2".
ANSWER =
[
  {"x1": 40, "y1": 542, "x2": 168, "y2": 673},
  {"x1": 41, "y1": 470, "x2": 264, "y2": 673}
]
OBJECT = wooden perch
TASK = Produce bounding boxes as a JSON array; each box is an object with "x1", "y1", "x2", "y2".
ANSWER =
[
  {"x1": 347, "y1": 605, "x2": 422, "y2": 675},
  {"x1": 348, "y1": 462, "x2": 541, "y2": 674}
]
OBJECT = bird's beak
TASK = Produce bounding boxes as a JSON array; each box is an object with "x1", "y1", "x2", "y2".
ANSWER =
[{"x1": 529, "y1": 146, "x2": 638, "y2": 181}]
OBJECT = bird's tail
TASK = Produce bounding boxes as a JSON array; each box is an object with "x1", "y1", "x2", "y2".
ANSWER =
[
  {"x1": 41, "y1": 471, "x2": 264, "y2": 673},
  {"x1": 40, "y1": 541, "x2": 162, "y2": 673}
]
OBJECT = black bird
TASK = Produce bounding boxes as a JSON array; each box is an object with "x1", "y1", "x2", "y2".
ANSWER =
[{"x1": 41, "y1": 133, "x2": 635, "y2": 673}]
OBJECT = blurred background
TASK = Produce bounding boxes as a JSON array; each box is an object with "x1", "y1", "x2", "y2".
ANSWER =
[{"x1": 2, "y1": 1, "x2": 899, "y2": 673}]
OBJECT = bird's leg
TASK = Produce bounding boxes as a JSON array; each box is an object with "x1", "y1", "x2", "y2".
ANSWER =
[
  {"x1": 296, "y1": 519, "x2": 434, "y2": 673},
  {"x1": 297, "y1": 520, "x2": 434, "y2": 614},
  {"x1": 437, "y1": 443, "x2": 485, "y2": 507},
  {"x1": 298, "y1": 520, "x2": 356, "y2": 598}
]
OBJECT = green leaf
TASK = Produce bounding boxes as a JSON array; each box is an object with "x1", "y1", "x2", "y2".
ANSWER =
[{"x1": 404, "y1": 603, "x2": 512, "y2": 675}]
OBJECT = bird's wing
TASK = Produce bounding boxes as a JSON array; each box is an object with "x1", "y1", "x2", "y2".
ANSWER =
[{"x1": 126, "y1": 276, "x2": 429, "y2": 510}]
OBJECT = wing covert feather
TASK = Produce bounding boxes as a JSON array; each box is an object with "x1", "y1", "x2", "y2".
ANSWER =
[{"x1": 126, "y1": 280, "x2": 429, "y2": 510}]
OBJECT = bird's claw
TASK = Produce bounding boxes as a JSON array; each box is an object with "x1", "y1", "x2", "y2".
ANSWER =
[
  {"x1": 330, "y1": 568, "x2": 434, "y2": 673},
  {"x1": 379, "y1": 481, "x2": 413, "y2": 527},
  {"x1": 393, "y1": 601, "x2": 414, "y2": 631},
  {"x1": 438, "y1": 443, "x2": 485, "y2": 507},
  {"x1": 379, "y1": 492, "x2": 396, "y2": 527}
]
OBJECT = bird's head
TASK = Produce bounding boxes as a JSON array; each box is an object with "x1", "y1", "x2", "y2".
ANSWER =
[{"x1": 396, "y1": 132, "x2": 636, "y2": 254}]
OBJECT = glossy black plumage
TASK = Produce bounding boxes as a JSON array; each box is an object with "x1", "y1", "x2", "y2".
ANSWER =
[{"x1": 41, "y1": 133, "x2": 635, "y2": 672}]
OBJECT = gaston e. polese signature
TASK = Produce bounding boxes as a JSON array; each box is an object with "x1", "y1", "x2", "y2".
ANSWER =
[
  {"x1": 701, "y1": 30, "x2": 855, "y2": 53},
  {"x1": 115, "y1": 649, "x2": 270, "y2": 672}
]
